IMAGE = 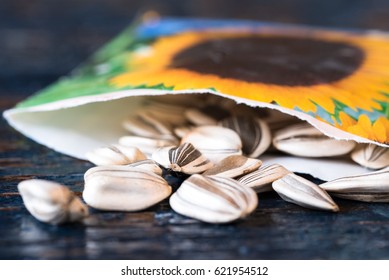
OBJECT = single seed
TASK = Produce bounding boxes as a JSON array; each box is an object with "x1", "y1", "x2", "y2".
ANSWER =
[
  {"x1": 238, "y1": 164, "x2": 290, "y2": 193},
  {"x1": 152, "y1": 143, "x2": 213, "y2": 174},
  {"x1": 169, "y1": 174, "x2": 258, "y2": 223},
  {"x1": 272, "y1": 173, "x2": 339, "y2": 212},
  {"x1": 273, "y1": 123, "x2": 356, "y2": 157},
  {"x1": 181, "y1": 126, "x2": 242, "y2": 163},
  {"x1": 220, "y1": 116, "x2": 271, "y2": 157},
  {"x1": 351, "y1": 144, "x2": 389, "y2": 170},
  {"x1": 203, "y1": 155, "x2": 262, "y2": 178},
  {"x1": 83, "y1": 167, "x2": 172, "y2": 211},
  {"x1": 320, "y1": 167, "x2": 389, "y2": 202},
  {"x1": 18, "y1": 179, "x2": 88, "y2": 225}
]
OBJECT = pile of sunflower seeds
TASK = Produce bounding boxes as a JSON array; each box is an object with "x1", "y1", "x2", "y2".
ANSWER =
[{"x1": 17, "y1": 94, "x2": 389, "y2": 225}]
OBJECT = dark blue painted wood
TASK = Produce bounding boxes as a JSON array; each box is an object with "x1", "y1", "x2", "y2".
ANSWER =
[{"x1": 1, "y1": 0, "x2": 389, "y2": 260}]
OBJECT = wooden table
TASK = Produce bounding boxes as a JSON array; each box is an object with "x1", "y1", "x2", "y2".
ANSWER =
[{"x1": 1, "y1": 0, "x2": 389, "y2": 259}]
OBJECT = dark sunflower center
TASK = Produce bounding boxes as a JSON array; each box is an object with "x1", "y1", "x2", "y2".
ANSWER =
[{"x1": 169, "y1": 36, "x2": 365, "y2": 86}]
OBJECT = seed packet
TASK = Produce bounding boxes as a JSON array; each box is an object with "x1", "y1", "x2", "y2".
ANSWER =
[{"x1": 4, "y1": 17, "x2": 389, "y2": 180}]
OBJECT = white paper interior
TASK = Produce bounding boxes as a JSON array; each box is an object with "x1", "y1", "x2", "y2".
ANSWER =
[{"x1": 4, "y1": 97, "x2": 144, "y2": 159}]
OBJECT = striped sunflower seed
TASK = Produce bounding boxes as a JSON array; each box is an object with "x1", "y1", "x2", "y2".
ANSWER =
[
  {"x1": 83, "y1": 167, "x2": 172, "y2": 211},
  {"x1": 169, "y1": 174, "x2": 258, "y2": 223},
  {"x1": 272, "y1": 173, "x2": 339, "y2": 212},
  {"x1": 220, "y1": 116, "x2": 271, "y2": 158},
  {"x1": 152, "y1": 143, "x2": 213, "y2": 174},
  {"x1": 238, "y1": 164, "x2": 290, "y2": 193},
  {"x1": 273, "y1": 123, "x2": 356, "y2": 157},
  {"x1": 203, "y1": 155, "x2": 262, "y2": 178},
  {"x1": 351, "y1": 144, "x2": 389, "y2": 170},
  {"x1": 18, "y1": 179, "x2": 88, "y2": 225},
  {"x1": 180, "y1": 126, "x2": 242, "y2": 163},
  {"x1": 85, "y1": 145, "x2": 147, "y2": 166},
  {"x1": 320, "y1": 167, "x2": 389, "y2": 202}
]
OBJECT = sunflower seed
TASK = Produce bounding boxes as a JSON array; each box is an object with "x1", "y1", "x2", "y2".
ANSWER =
[
  {"x1": 169, "y1": 174, "x2": 258, "y2": 223},
  {"x1": 273, "y1": 123, "x2": 356, "y2": 157},
  {"x1": 351, "y1": 144, "x2": 389, "y2": 170},
  {"x1": 203, "y1": 155, "x2": 262, "y2": 178},
  {"x1": 320, "y1": 167, "x2": 389, "y2": 202},
  {"x1": 152, "y1": 143, "x2": 213, "y2": 174},
  {"x1": 85, "y1": 144, "x2": 147, "y2": 166},
  {"x1": 238, "y1": 164, "x2": 290, "y2": 193},
  {"x1": 220, "y1": 116, "x2": 271, "y2": 157},
  {"x1": 272, "y1": 173, "x2": 339, "y2": 212},
  {"x1": 180, "y1": 126, "x2": 242, "y2": 163},
  {"x1": 18, "y1": 179, "x2": 88, "y2": 225},
  {"x1": 83, "y1": 167, "x2": 172, "y2": 211},
  {"x1": 118, "y1": 135, "x2": 178, "y2": 157}
]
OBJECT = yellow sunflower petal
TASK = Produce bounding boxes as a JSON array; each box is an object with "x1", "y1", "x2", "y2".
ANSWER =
[
  {"x1": 338, "y1": 111, "x2": 356, "y2": 128},
  {"x1": 347, "y1": 125, "x2": 370, "y2": 139},
  {"x1": 372, "y1": 118, "x2": 387, "y2": 143},
  {"x1": 374, "y1": 117, "x2": 389, "y2": 142},
  {"x1": 358, "y1": 115, "x2": 373, "y2": 136}
]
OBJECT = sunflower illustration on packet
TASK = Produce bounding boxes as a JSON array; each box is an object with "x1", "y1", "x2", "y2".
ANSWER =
[
  {"x1": 4, "y1": 16, "x2": 389, "y2": 168},
  {"x1": 111, "y1": 19, "x2": 389, "y2": 145}
]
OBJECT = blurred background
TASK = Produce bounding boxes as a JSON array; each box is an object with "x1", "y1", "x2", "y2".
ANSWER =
[{"x1": 1, "y1": 0, "x2": 389, "y2": 100}]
